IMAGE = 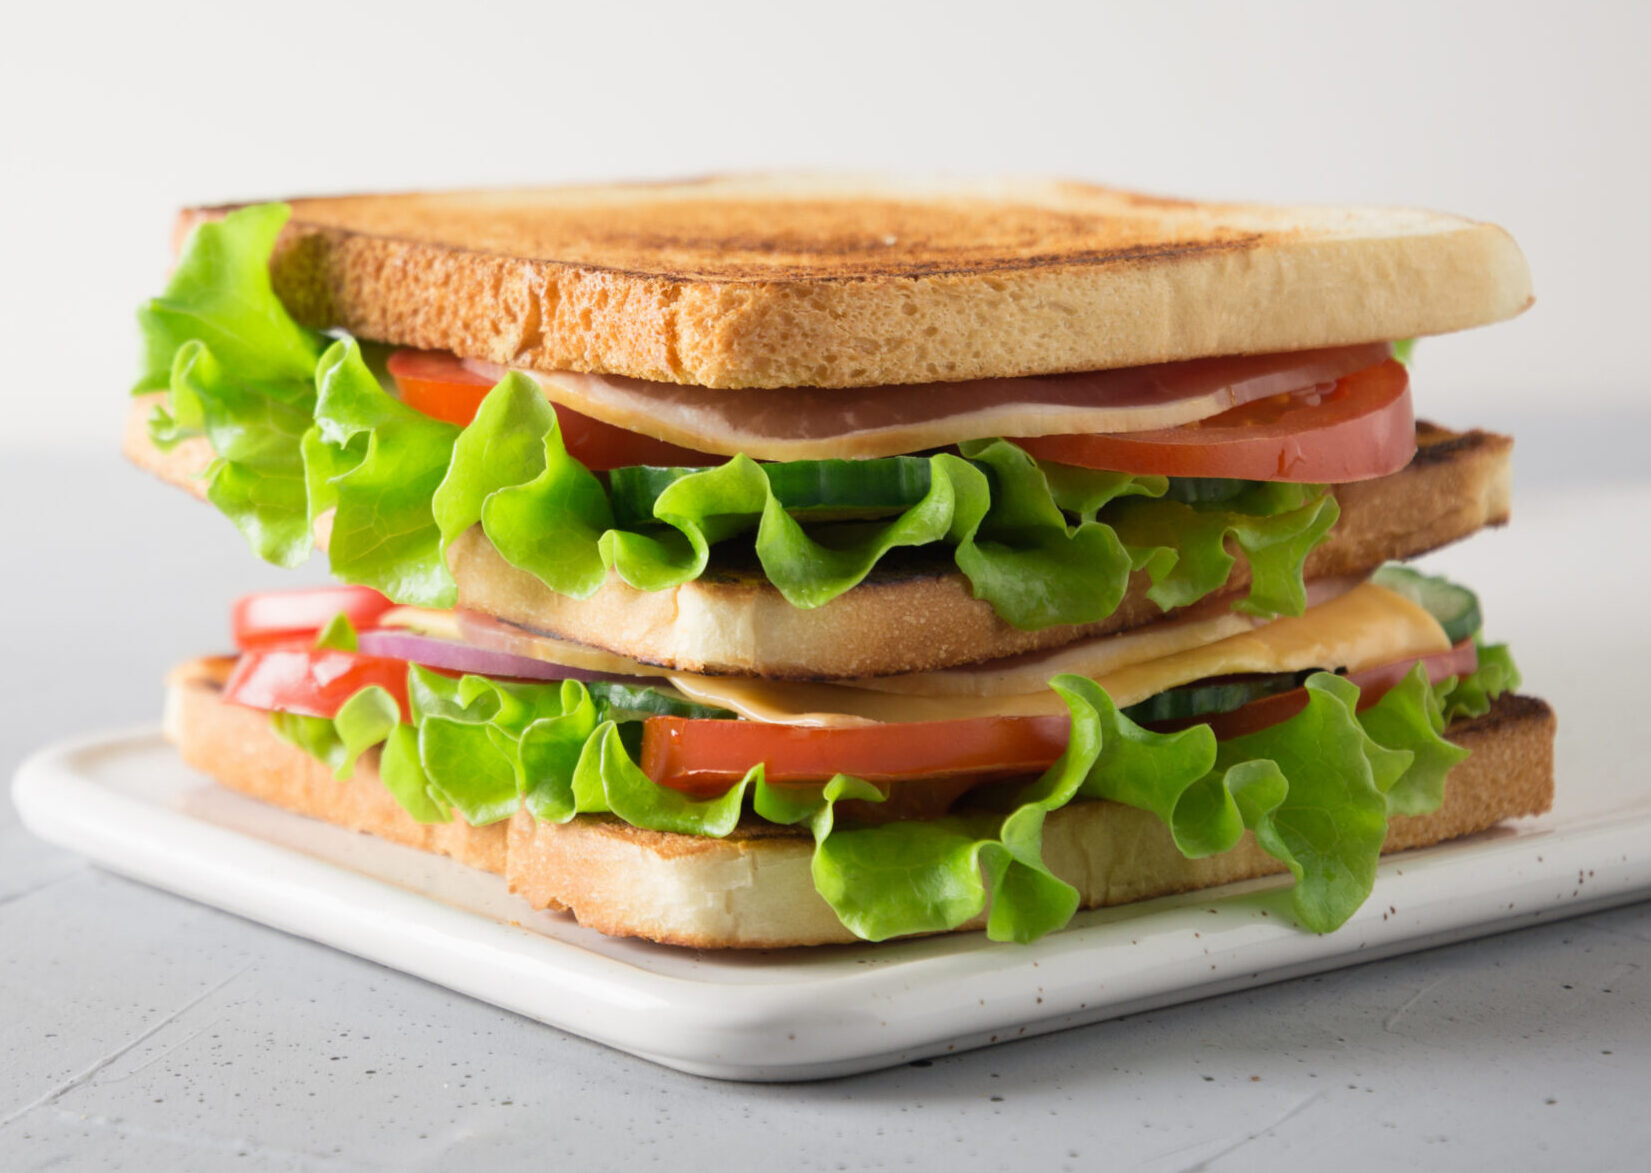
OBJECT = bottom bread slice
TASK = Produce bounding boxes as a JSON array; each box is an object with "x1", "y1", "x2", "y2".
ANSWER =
[{"x1": 163, "y1": 658, "x2": 1556, "y2": 949}]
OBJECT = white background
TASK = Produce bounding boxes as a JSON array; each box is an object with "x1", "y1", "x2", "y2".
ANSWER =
[{"x1": 2, "y1": 0, "x2": 1646, "y2": 449}]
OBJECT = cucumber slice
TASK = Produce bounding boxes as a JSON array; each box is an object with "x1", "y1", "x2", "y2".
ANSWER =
[
  {"x1": 1369, "y1": 565, "x2": 1482, "y2": 644},
  {"x1": 1158, "y1": 477, "x2": 1251, "y2": 506},
  {"x1": 1121, "y1": 670, "x2": 1309, "y2": 726},
  {"x1": 585, "y1": 681, "x2": 734, "y2": 722},
  {"x1": 609, "y1": 458, "x2": 936, "y2": 526},
  {"x1": 1123, "y1": 565, "x2": 1481, "y2": 728},
  {"x1": 609, "y1": 458, "x2": 1257, "y2": 527}
]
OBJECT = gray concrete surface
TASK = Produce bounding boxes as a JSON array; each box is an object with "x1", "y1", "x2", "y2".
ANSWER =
[{"x1": 5, "y1": 419, "x2": 1649, "y2": 1171}]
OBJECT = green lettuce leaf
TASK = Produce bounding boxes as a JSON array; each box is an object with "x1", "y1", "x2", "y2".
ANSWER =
[
  {"x1": 312, "y1": 612, "x2": 358, "y2": 651},
  {"x1": 137, "y1": 204, "x2": 325, "y2": 567},
  {"x1": 519, "y1": 682, "x2": 605, "y2": 821},
  {"x1": 379, "y1": 724, "x2": 452, "y2": 824},
  {"x1": 1106, "y1": 483, "x2": 1341, "y2": 618},
  {"x1": 309, "y1": 342, "x2": 463, "y2": 606},
  {"x1": 752, "y1": 767, "x2": 1084, "y2": 944},
  {"x1": 136, "y1": 203, "x2": 322, "y2": 394},
  {"x1": 270, "y1": 687, "x2": 402, "y2": 782},
  {"x1": 1039, "y1": 667, "x2": 1486, "y2": 934},
  {"x1": 952, "y1": 441, "x2": 1137, "y2": 629},
  {"x1": 403, "y1": 667, "x2": 739, "y2": 827},
  {"x1": 168, "y1": 341, "x2": 317, "y2": 565},
  {"x1": 266, "y1": 615, "x2": 398, "y2": 782},
  {"x1": 1210, "y1": 674, "x2": 1403, "y2": 931},
  {"x1": 431, "y1": 371, "x2": 562, "y2": 569},
  {"x1": 1439, "y1": 642, "x2": 1521, "y2": 722},
  {"x1": 407, "y1": 666, "x2": 563, "y2": 825},
  {"x1": 576, "y1": 723, "x2": 756, "y2": 836},
  {"x1": 1359, "y1": 662, "x2": 1469, "y2": 816}
]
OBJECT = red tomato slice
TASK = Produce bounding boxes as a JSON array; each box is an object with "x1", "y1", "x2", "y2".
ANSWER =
[
  {"x1": 641, "y1": 639, "x2": 1479, "y2": 797},
  {"x1": 232, "y1": 586, "x2": 396, "y2": 650},
  {"x1": 386, "y1": 348, "x2": 494, "y2": 425},
  {"x1": 222, "y1": 648, "x2": 413, "y2": 722},
  {"x1": 387, "y1": 348, "x2": 719, "y2": 470},
  {"x1": 1014, "y1": 358, "x2": 1415, "y2": 482},
  {"x1": 640, "y1": 714, "x2": 1071, "y2": 798},
  {"x1": 1348, "y1": 639, "x2": 1479, "y2": 705}
]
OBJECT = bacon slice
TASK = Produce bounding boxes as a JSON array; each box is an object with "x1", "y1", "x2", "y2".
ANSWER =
[{"x1": 466, "y1": 342, "x2": 1390, "y2": 461}]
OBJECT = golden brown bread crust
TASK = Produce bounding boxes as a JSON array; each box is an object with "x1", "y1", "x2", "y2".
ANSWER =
[
  {"x1": 164, "y1": 661, "x2": 1555, "y2": 949},
  {"x1": 124, "y1": 398, "x2": 213, "y2": 503},
  {"x1": 178, "y1": 175, "x2": 1532, "y2": 389},
  {"x1": 165, "y1": 658, "x2": 509, "y2": 875},
  {"x1": 125, "y1": 405, "x2": 1512, "y2": 678}
]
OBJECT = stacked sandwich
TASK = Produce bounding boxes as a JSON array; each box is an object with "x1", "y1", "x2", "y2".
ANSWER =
[{"x1": 127, "y1": 176, "x2": 1553, "y2": 947}]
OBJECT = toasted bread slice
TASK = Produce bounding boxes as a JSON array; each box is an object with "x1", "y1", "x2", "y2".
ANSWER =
[
  {"x1": 125, "y1": 404, "x2": 1512, "y2": 676},
  {"x1": 180, "y1": 176, "x2": 1531, "y2": 390},
  {"x1": 165, "y1": 657, "x2": 1555, "y2": 949}
]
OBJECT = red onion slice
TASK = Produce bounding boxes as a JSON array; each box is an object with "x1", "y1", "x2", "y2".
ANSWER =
[{"x1": 357, "y1": 628, "x2": 649, "y2": 685}]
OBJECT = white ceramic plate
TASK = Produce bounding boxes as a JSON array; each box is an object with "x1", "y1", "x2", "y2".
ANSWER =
[
  {"x1": 11, "y1": 716, "x2": 1648, "y2": 1081},
  {"x1": 14, "y1": 489, "x2": 1651, "y2": 1081}
]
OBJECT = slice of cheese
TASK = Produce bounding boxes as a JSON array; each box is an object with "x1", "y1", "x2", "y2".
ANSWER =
[
  {"x1": 384, "y1": 584, "x2": 1449, "y2": 729},
  {"x1": 663, "y1": 584, "x2": 1450, "y2": 727},
  {"x1": 851, "y1": 610, "x2": 1262, "y2": 698}
]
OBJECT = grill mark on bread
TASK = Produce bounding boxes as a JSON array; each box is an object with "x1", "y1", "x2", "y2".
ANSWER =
[
  {"x1": 1411, "y1": 421, "x2": 1506, "y2": 466},
  {"x1": 248, "y1": 222, "x2": 1269, "y2": 285},
  {"x1": 204, "y1": 195, "x2": 1265, "y2": 285}
]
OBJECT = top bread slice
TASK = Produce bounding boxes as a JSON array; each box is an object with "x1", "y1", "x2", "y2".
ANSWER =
[{"x1": 183, "y1": 174, "x2": 1532, "y2": 389}]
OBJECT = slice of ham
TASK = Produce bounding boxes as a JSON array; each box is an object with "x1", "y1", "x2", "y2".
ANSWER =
[{"x1": 466, "y1": 342, "x2": 1390, "y2": 461}]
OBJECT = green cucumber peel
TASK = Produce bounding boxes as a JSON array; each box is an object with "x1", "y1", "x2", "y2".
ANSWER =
[{"x1": 1370, "y1": 564, "x2": 1484, "y2": 645}]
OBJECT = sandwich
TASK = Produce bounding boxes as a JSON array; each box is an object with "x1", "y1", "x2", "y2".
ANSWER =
[{"x1": 126, "y1": 176, "x2": 1554, "y2": 948}]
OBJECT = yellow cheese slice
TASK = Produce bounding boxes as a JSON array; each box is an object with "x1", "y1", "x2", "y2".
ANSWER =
[
  {"x1": 851, "y1": 610, "x2": 1262, "y2": 698},
  {"x1": 385, "y1": 584, "x2": 1449, "y2": 729},
  {"x1": 664, "y1": 584, "x2": 1450, "y2": 727},
  {"x1": 378, "y1": 606, "x2": 466, "y2": 641}
]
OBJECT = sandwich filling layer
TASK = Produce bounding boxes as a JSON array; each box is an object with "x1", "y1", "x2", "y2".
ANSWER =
[
  {"x1": 131, "y1": 196, "x2": 1540, "y2": 947},
  {"x1": 206, "y1": 571, "x2": 1522, "y2": 942},
  {"x1": 137, "y1": 204, "x2": 1402, "y2": 651}
]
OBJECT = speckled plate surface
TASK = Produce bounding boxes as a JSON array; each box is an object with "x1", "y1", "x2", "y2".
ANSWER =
[{"x1": 14, "y1": 713, "x2": 1651, "y2": 1080}]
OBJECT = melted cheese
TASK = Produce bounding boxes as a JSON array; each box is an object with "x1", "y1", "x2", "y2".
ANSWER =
[
  {"x1": 664, "y1": 584, "x2": 1450, "y2": 727},
  {"x1": 851, "y1": 610, "x2": 1262, "y2": 698},
  {"x1": 386, "y1": 584, "x2": 1450, "y2": 729}
]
